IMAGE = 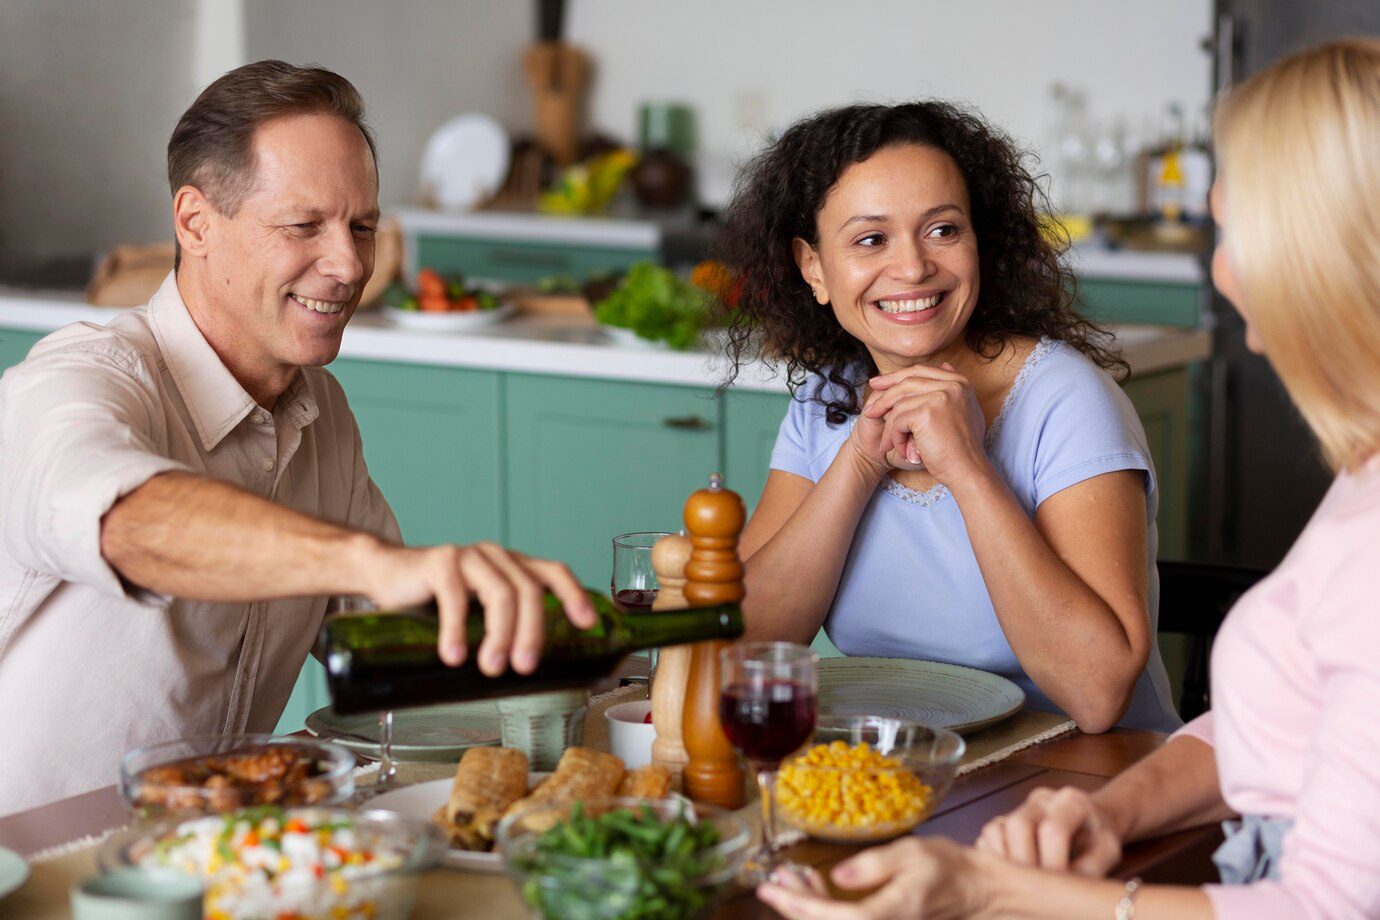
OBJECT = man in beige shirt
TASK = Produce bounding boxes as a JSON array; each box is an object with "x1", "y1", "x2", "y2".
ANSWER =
[{"x1": 0, "y1": 61, "x2": 591, "y2": 815}]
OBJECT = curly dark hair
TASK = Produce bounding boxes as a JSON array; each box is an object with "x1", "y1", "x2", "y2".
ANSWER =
[{"x1": 714, "y1": 100, "x2": 1125, "y2": 424}]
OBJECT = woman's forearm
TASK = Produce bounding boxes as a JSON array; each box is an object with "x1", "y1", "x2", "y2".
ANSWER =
[
  {"x1": 950, "y1": 467, "x2": 1146, "y2": 732},
  {"x1": 742, "y1": 448, "x2": 885, "y2": 643},
  {"x1": 984, "y1": 857, "x2": 1213, "y2": 920},
  {"x1": 1097, "y1": 735, "x2": 1234, "y2": 844}
]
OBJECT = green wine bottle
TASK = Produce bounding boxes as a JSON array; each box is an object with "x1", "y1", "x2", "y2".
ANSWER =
[{"x1": 317, "y1": 590, "x2": 743, "y2": 714}]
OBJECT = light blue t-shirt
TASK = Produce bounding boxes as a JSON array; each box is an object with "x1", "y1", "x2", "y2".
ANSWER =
[{"x1": 769, "y1": 338, "x2": 1181, "y2": 732}]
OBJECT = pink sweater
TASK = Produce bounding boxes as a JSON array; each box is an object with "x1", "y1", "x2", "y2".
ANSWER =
[{"x1": 1176, "y1": 456, "x2": 1380, "y2": 919}]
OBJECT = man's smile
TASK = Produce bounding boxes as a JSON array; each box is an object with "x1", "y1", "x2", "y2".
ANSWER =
[{"x1": 289, "y1": 292, "x2": 348, "y2": 315}]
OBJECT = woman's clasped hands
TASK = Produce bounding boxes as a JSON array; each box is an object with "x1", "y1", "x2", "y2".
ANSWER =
[{"x1": 848, "y1": 362, "x2": 989, "y2": 483}]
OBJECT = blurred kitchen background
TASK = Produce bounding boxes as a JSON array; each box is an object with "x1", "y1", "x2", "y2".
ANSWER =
[{"x1": 2, "y1": 0, "x2": 1377, "y2": 575}]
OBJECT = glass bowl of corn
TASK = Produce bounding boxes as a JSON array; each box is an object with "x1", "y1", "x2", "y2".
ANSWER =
[{"x1": 769, "y1": 715, "x2": 965, "y2": 844}]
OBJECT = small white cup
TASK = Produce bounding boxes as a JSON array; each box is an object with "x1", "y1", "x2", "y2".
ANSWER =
[{"x1": 604, "y1": 700, "x2": 657, "y2": 769}]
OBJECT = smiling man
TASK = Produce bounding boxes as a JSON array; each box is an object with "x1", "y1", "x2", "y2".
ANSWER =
[{"x1": 0, "y1": 61, "x2": 592, "y2": 815}]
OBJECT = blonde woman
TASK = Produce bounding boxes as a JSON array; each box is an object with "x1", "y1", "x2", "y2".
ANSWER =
[{"x1": 757, "y1": 38, "x2": 1380, "y2": 920}]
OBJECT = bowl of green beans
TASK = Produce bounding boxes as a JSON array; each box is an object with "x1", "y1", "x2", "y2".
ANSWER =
[{"x1": 495, "y1": 797, "x2": 751, "y2": 920}]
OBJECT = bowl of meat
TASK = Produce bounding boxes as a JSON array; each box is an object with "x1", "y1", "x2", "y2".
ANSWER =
[{"x1": 119, "y1": 733, "x2": 356, "y2": 819}]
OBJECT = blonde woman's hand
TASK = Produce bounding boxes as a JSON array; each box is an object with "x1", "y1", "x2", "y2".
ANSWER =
[
  {"x1": 863, "y1": 363, "x2": 987, "y2": 485},
  {"x1": 756, "y1": 837, "x2": 995, "y2": 920},
  {"x1": 975, "y1": 786, "x2": 1123, "y2": 876}
]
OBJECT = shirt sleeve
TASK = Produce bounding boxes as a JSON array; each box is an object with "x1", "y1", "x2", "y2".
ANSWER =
[
  {"x1": 1203, "y1": 560, "x2": 1380, "y2": 920},
  {"x1": 1173, "y1": 711, "x2": 1216, "y2": 747},
  {"x1": 1026, "y1": 351, "x2": 1155, "y2": 508},
  {"x1": 768, "y1": 393, "x2": 817, "y2": 481},
  {"x1": 0, "y1": 345, "x2": 191, "y2": 602}
]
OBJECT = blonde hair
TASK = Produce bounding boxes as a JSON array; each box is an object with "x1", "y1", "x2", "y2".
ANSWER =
[{"x1": 1214, "y1": 38, "x2": 1380, "y2": 471}]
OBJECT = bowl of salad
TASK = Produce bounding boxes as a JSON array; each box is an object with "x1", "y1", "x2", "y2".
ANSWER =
[
  {"x1": 496, "y1": 797, "x2": 750, "y2": 920},
  {"x1": 100, "y1": 805, "x2": 445, "y2": 920},
  {"x1": 378, "y1": 268, "x2": 515, "y2": 332},
  {"x1": 592, "y1": 262, "x2": 723, "y2": 351}
]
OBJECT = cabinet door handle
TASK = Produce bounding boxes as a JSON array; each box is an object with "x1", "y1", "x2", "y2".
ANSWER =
[{"x1": 663, "y1": 415, "x2": 713, "y2": 431}]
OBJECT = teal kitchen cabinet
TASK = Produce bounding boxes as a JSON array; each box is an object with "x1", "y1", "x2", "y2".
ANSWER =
[
  {"x1": 276, "y1": 360, "x2": 504, "y2": 733},
  {"x1": 723, "y1": 390, "x2": 790, "y2": 515},
  {"x1": 1078, "y1": 278, "x2": 1202, "y2": 328},
  {"x1": 0, "y1": 329, "x2": 45, "y2": 371},
  {"x1": 504, "y1": 374, "x2": 721, "y2": 587},
  {"x1": 328, "y1": 359, "x2": 504, "y2": 547},
  {"x1": 415, "y1": 235, "x2": 653, "y2": 286},
  {"x1": 1124, "y1": 367, "x2": 1192, "y2": 560}
]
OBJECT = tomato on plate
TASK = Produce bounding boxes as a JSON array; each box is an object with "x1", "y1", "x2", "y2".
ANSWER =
[{"x1": 417, "y1": 268, "x2": 446, "y2": 299}]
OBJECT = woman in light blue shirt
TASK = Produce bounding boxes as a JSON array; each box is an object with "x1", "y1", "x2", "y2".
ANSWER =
[{"x1": 716, "y1": 101, "x2": 1179, "y2": 733}]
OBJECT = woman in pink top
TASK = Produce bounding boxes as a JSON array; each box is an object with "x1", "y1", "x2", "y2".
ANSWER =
[{"x1": 756, "y1": 37, "x2": 1380, "y2": 920}]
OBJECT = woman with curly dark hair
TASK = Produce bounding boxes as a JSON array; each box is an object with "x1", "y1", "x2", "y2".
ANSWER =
[{"x1": 718, "y1": 101, "x2": 1179, "y2": 733}]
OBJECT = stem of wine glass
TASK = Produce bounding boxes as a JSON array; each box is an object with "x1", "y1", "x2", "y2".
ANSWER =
[
  {"x1": 756, "y1": 766, "x2": 780, "y2": 855},
  {"x1": 377, "y1": 710, "x2": 397, "y2": 788}
]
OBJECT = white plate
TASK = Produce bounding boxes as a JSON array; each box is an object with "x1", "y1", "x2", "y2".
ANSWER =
[
  {"x1": 380, "y1": 301, "x2": 515, "y2": 332},
  {"x1": 369, "y1": 776, "x2": 546, "y2": 873},
  {"x1": 371, "y1": 776, "x2": 691, "y2": 873},
  {"x1": 817, "y1": 657, "x2": 1025, "y2": 734},
  {"x1": 306, "y1": 702, "x2": 501, "y2": 763},
  {"x1": 599, "y1": 325, "x2": 669, "y2": 350},
  {"x1": 420, "y1": 114, "x2": 510, "y2": 212}
]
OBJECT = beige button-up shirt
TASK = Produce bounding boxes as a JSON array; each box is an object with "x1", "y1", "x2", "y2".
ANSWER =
[{"x1": 0, "y1": 274, "x2": 399, "y2": 815}]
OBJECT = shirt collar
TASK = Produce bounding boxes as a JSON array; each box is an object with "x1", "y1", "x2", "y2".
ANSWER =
[{"x1": 147, "y1": 272, "x2": 321, "y2": 451}]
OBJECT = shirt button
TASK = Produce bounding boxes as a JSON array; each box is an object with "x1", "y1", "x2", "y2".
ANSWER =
[
  {"x1": 262, "y1": 458, "x2": 275, "y2": 472},
  {"x1": 251, "y1": 413, "x2": 266, "y2": 425}
]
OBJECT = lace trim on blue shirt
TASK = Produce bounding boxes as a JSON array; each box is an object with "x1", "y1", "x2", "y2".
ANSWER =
[{"x1": 875, "y1": 337, "x2": 1058, "y2": 508}]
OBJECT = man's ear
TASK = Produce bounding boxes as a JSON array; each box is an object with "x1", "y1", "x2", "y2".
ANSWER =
[
  {"x1": 172, "y1": 185, "x2": 213, "y2": 261},
  {"x1": 792, "y1": 237, "x2": 829, "y2": 305}
]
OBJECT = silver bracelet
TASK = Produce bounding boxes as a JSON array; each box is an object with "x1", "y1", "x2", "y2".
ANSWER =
[{"x1": 1114, "y1": 877, "x2": 1142, "y2": 920}]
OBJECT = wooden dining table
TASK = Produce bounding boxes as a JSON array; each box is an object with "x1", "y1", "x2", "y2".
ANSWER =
[
  {"x1": 0, "y1": 726, "x2": 1223, "y2": 919},
  {"x1": 710, "y1": 727, "x2": 1223, "y2": 918}
]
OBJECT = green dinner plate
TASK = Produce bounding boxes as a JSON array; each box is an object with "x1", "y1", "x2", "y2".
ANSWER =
[
  {"x1": 0, "y1": 846, "x2": 28, "y2": 901},
  {"x1": 817, "y1": 657, "x2": 1025, "y2": 734},
  {"x1": 305, "y1": 702, "x2": 502, "y2": 763}
]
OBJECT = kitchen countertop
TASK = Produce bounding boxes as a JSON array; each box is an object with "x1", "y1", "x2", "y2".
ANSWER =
[{"x1": 0, "y1": 288, "x2": 1211, "y2": 392}]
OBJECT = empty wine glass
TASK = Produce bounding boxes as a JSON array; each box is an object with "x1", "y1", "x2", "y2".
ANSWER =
[{"x1": 719, "y1": 642, "x2": 818, "y2": 885}]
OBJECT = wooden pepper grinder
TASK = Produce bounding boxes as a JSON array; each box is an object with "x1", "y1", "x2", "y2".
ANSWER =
[
  {"x1": 680, "y1": 473, "x2": 746, "y2": 808},
  {"x1": 649, "y1": 533, "x2": 692, "y2": 783}
]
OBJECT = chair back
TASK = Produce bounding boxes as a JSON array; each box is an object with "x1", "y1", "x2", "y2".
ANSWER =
[{"x1": 1157, "y1": 560, "x2": 1268, "y2": 720}]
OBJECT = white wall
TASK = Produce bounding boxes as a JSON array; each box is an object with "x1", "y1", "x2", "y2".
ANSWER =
[
  {"x1": 243, "y1": 0, "x2": 531, "y2": 212},
  {"x1": 567, "y1": 0, "x2": 1215, "y2": 207},
  {"x1": 0, "y1": 0, "x2": 198, "y2": 273},
  {"x1": 0, "y1": 0, "x2": 1215, "y2": 276}
]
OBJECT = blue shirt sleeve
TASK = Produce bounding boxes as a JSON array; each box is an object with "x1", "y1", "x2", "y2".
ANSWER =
[
  {"x1": 1021, "y1": 346, "x2": 1157, "y2": 509},
  {"x1": 769, "y1": 391, "x2": 816, "y2": 481}
]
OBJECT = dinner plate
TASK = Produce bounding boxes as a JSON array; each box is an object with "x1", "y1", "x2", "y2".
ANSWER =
[
  {"x1": 600, "y1": 325, "x2": 669, "y2": 350},
  {"x1": 305, "y1": 703, "x2": 502, "y2": 763},
  {"x1": 0, "y1": 846, "x2": 27, "y2": 901},
  {"x1": 420, "y1": 113, "x2": 510, "y2": 212},
  {"x1": 817, "y1": 657, "x2": 1024, "y2": 734},
  {"x1": 369, "y1": 776, "x2": 546, "y2": 873},
  {"x1": 380, "y1": 300, "x2": 516, "y2": 332}
]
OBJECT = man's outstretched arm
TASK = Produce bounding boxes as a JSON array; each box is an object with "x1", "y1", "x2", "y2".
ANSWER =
[{"x1": 101, "y1": 471, "x2": 594, "y2": 675}]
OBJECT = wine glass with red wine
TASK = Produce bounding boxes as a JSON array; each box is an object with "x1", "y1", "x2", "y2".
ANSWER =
[
  {"x1": 610, "y1": 531, "x2": 672, "y2": 613},
  {"x1": 720, "y1": 641, "x2": 818, "y2": 884}
]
